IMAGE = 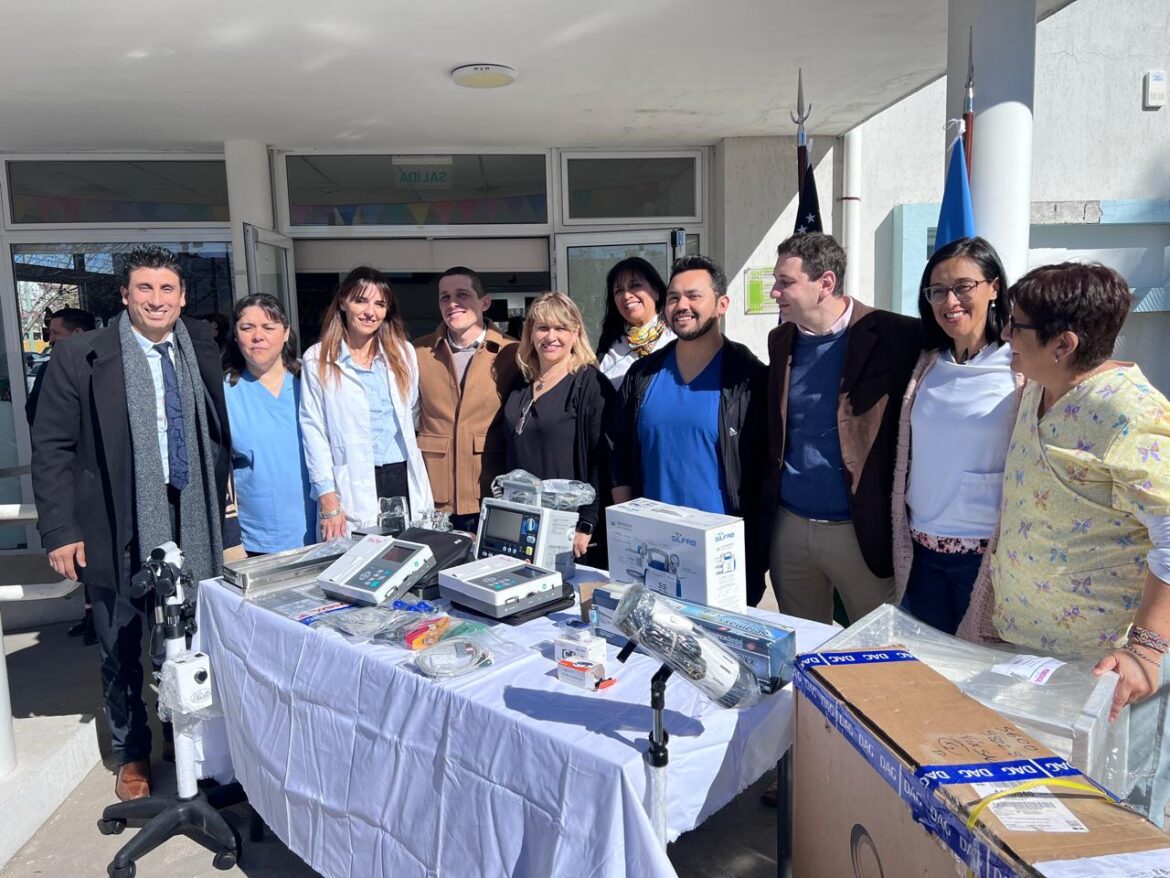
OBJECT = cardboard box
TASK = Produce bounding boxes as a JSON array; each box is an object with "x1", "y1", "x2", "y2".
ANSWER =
[
  {"x1": 605, "y1": 498, "x2": 746, "y2": 613},
  {"x1": 591, "y1": 584, "x2": 795, "y2": 693},
  {"x1": 793, "y1": 648, "x2": 1170, "y2": 877}
]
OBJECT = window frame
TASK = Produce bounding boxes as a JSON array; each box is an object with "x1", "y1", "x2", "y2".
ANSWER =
[
  {"x1": 1, "y1": 154, "x2": 231, "y2": 232},
  {"x1": 274, "y1": 148, "x2": 555, "y2": 239},
  {"x1": 558, "y1": 149, "x2": 704, "y2": 228}
]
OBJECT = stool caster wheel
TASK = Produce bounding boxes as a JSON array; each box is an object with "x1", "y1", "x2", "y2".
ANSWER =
[
  {"x1": 97, "y1": 818, "x2": 126, "y2": 836},
  {"x1": 213, "y1": 848, "x2": 238, "y2": 870},
  {"x1": 108, "y1": 862, "x2": 135, "y2": 878}
]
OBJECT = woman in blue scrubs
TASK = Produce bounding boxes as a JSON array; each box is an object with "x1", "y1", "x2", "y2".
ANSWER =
[{"x1": 224, "y1": 294, "x2": 316, "y2": 554}]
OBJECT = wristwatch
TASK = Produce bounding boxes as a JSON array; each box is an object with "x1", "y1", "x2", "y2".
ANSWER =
[{"x1": 575, "y1": 521, "x2": 594, "y2": 536}]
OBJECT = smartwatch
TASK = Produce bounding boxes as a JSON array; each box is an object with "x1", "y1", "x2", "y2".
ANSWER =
[{"x1": 575, "y1": 521, "x2": 594, "y2": 536}]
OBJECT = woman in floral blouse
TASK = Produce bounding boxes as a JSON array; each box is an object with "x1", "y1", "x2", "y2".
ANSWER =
[{"x1": 962, "y1": 262, "x2": 1170, "y2": 820}]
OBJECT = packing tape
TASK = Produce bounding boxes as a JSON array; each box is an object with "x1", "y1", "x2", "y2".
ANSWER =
[
  {"x1": 796, "y1": 648, "x2": 918, "y2": 670},
  {"x1": 916, "y1": 757, "x2": 1085, "y2": 789}
]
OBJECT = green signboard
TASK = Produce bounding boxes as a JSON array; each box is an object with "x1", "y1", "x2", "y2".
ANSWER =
[{"x1": 743, "y1": 267, "x2": 779, "y2": 315}]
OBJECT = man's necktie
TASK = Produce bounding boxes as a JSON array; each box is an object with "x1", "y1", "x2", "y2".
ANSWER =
[{"x1": 154, "y1": 341, "x2": 189, "y2": 491}]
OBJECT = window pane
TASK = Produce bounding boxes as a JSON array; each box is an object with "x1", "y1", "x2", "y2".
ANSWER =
[
  {"x1": 7, "y1": 161, "x2": 229, "y2": 224},
  {"x1": 286, "y1": 154, "x2": 548, "y2": 226},
  {"x1": 12, "y1": 241, "x2": 234, "y2": 354},
  {"x1": 566, "y1": 157, "x2": 697, "y2": 220}
]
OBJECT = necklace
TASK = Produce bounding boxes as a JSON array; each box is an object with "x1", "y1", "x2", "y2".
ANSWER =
[{"x1": 535, "y1": 363, "x2": 566, "y2": 393}]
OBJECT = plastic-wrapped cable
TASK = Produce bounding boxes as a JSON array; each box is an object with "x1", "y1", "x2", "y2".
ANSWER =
[
  {"x1": 491, "y1": 469, "x2": 597, "y2": 511},
  {"x1": 612, "y1": 584, "x2": 761, "y2": 709},
  {"x1": 415, "y1": 638, "x2": 494, "y2": 679}
]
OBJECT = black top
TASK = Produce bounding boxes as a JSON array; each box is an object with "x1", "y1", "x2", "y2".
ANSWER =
[{"x1": 502, "y1": 365, "x2": 613, "y2": 529}]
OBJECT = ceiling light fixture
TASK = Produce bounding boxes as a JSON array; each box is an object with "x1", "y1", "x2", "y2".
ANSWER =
[{"x1": 450, "y1": 64, "x2": 517, "y2": 89}]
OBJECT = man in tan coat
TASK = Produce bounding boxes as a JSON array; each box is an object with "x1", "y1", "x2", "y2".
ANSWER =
[{"x1": 414, "y1": 266, "x2": 520, "y2": 532}]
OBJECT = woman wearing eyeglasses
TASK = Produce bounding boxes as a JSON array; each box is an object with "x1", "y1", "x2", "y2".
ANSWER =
[
  {"x1": 960, "y1": 262, "x2": 1170, "y2": 821},
  {"x1": 503, "y1": 293, "x2": 615, "y2": 562},
  {"x1": 891, "y1": 237, "x2": 1021, "y2": 633}
]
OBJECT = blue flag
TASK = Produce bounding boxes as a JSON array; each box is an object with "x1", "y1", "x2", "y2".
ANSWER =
[{"x1": 934, "y1": 137, "x2": 975, "y2": 252}]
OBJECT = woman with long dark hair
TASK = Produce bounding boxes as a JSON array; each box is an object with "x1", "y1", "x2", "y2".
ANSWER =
[
  {"x1": 891, "y1": 236, "x2": 1020, "y2": 634},
  {"x1": 300, "y1": 267, "x2": 433, "y2": 538},
  {"x1": 224, "y1": 294, "x2": 315, "y2": 553},
  {"x1": 596, "y1": 257, "x2": 673, "y2": 389}
]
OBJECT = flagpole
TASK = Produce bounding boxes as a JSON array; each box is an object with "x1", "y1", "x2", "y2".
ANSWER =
[
  {"x1": 791, "y1": 69, "x2": 812, "y2": 197},
  {"x1": 964, "y1": 27, "x2": 975, "y2": 180}
]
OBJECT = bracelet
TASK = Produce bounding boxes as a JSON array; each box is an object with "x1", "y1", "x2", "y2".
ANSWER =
[
  {"x1": 318, "y1": 507, "x2": 343, "y2": 520},
  {"x1": 1128, "y1": 624, "x2": 1170, "y2": 655},
  {"x1": 1123, "y1": 644, "x2": 1161, "y2": 668}
]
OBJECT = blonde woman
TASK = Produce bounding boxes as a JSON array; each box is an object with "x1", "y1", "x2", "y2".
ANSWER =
[
  {"x1": 300, "y1": 266, "x2": 433, "y2": 538},
  {"x1": 503, "y1": 293, "x2": 615, "y2": 561}
]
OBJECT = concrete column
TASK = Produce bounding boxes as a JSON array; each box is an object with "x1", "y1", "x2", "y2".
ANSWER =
[
  {"x1": 946, "y1": 0, "x2": 1036, "y2": 283},
  {"x1": 224, "y1": 140, "x2": 275, "y2": 300}
]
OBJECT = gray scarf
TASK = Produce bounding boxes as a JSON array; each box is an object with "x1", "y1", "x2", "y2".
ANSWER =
[{"x1": 119, "y1": 313, "x2": 222, "y2": 583}]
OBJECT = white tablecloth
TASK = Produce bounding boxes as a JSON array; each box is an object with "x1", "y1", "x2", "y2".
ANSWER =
[{"x1": 193, "y1": 575, "x2": 835, "y2": 878}]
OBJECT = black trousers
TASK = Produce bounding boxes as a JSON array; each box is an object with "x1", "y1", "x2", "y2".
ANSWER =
[
  {"x1": 90, "y1": 568, "x2": 159, "y2": 764},
  {"x1": 91, "y1": 489, "x2": 178, "y2": 764}
]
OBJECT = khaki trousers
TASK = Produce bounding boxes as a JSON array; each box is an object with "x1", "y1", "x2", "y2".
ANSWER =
[{"x1": 770, "y1": 506, "x2": 893, "y2": 625}]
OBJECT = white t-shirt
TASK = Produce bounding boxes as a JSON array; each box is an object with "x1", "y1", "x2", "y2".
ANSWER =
[
  {"x1": 907, "y1": 343, "x2": 1016, "y2": 539},
  {"x1": 599, "y1": 327, "x2": 676, "y2": 389}
]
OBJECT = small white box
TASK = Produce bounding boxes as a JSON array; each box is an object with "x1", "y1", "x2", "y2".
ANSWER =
[
  {"x1": 606, "y1": 498, "x2": 746, "y2": 613},
  {"x1": 554, "y1": 630, "x2": 607, "y2": 665},
  {"x1": 1144, "y1": 70, "x2": 1167, "y2": 109}
]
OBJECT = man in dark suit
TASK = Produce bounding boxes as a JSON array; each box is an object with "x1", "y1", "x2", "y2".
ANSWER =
[
  {"x1": 31, "y1": 246, "x2": 230, "y2": 801},
  {"x1": 765, "y1": 233, "x2": 920, "y2": 624}
]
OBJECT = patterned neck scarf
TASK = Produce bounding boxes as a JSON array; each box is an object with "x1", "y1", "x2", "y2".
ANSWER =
[{"x1": 626, "y1": 316, "x2": 666, "y2": 358}]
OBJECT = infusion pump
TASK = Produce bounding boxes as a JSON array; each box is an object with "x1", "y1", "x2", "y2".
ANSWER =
[{"x1": 475, "y1": 497, "x2": 579, "y2": 579}]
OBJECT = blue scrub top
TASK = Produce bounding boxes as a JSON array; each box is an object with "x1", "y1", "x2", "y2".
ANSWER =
[
  {"x1": 636, "y1": 348, "x2": 730, "y2": 514},
  {"x1": 224, "y1": 371, "x2": 316, "y2": 553}
]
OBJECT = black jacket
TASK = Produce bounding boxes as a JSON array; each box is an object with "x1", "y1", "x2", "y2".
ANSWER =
[
  {"x1": 611, "y1": 338, "x2": 769, "y2": 604},
  {"x1": 31, "y1": 316, "x2": 231, "y2": 592}
]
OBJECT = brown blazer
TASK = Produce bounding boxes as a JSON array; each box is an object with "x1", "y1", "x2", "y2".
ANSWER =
[
  {"x1": 764, "y1": 301, "x2": 921, "y2": 578},
  {"x1": 414, "y1": 325, "x2": 520, "y2": 515}
]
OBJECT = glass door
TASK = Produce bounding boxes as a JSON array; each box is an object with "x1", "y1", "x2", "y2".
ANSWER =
[
  {"x1": 554, "y1": 230, "x2": 677, "y2": 350},
  {"x1": 243, "y1": 224, "x2": 298, "y2": 338}
]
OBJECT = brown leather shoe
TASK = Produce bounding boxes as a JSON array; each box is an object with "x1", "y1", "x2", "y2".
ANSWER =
[{"x1": 114, "y1": 760, "x2": 152, "y2": 801}]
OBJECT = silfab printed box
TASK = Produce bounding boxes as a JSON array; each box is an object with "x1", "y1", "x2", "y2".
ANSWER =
[
  {"x1": 605, "y1": 498, "x2": 746, "y2": 613},
  {"x1": 590, "y1": 584, "x2": 795, "y2": 693},
  {"x1": 792, "y1": 647, "x2": 1170, "y2": 877}
]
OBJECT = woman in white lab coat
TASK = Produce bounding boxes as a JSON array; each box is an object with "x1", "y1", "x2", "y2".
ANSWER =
[{"x1": 300, "y1": 266, "x2": 433, "y2": 538}]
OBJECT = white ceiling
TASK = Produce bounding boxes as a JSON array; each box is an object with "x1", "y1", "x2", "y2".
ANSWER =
[{"x1": 0, "y1": 1, "x2": 1076, "y2": 152}]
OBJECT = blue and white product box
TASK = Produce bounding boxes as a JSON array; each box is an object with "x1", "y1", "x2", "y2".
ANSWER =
[
  {"x1": 605, "y1": 498, "x2": 746, "y2": 613},
  {"x1": 591, "y1": 584, "x2": 795, "y2": 693}
]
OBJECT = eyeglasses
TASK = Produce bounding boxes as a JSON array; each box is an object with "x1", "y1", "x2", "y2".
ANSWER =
[
  {"x1": 1007, "y1": 315, "x2": 1040, "y2": 332},
  {"x1": 921, "y1": 279, "x2": 992, "y2": 305}
]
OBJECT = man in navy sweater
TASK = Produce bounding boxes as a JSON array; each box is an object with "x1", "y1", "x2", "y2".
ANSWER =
[{"x1": 764, "y1": 233, "x2": 920, "y2": 624}]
